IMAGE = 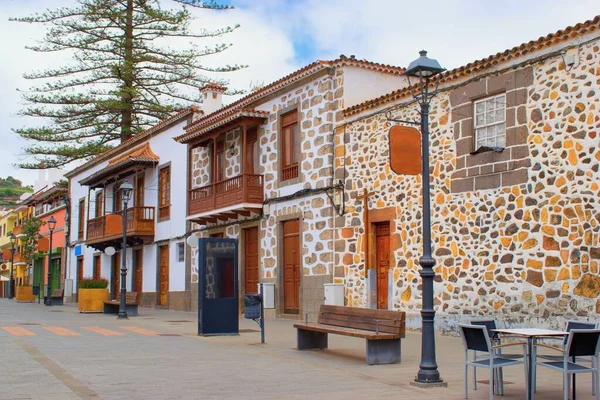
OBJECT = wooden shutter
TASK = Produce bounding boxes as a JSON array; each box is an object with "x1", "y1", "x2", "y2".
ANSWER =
[
  {"x1": 159, "y1": 167, "x2": 170, "y2": 220},
  {"x1": 78, "y1": 198, "x2": 85, "y2": 240},
  {"x1": 281, "y1": 110, "x2": 299, "y2": 181}
]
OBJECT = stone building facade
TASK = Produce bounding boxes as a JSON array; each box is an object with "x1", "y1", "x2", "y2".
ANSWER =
[
  {"x1": 336, "y1": 16, "x2": 600, "y2": 330},
  {"x1": 176, "y1": 57, "x2": 407, "y2": 320}
]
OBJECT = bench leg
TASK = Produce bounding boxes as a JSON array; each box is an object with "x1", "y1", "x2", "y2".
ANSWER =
[
  {"x1": 366, "y1": 339, "x2": 401, "y2": 365},
  {"x1": 297, "y1": 329, "x2": 328, "y2": 350}
]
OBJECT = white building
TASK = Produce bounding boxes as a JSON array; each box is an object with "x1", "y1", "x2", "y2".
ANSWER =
[
  {"x1": 175, "y1": 56, "x2": 407, "y2": 319},
  {"x1": 65, "y1": 107, "x2": 200, "y2": 310}
]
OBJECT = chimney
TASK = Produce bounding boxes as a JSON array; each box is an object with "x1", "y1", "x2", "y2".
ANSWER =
[{"x1": 200, "y1": 83, "x2": 227, "y2": 115}]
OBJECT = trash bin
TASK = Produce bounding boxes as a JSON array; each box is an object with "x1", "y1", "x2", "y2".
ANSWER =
[
  {"x1": 32, "y1": 285, "x2": 40, "y2": 296},
  {"x1": 244, "y1": 294, "x2": 262, "y2": 319}
]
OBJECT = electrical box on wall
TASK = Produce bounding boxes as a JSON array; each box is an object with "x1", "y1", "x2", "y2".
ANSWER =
[{"x1": 324, "y1": 283, "x2": 344, "y2": 306}]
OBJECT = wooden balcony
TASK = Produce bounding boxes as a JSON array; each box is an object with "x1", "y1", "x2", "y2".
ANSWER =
[
  {"x1": 12, "y1": 224, "x2": 23, "y2": 236},
  {"x1": 86, "y1": 206, "x2": 155, "y2": 251},
  {"x1": 12, "y1": 253, "x2": 25, "y2": 264},
  {"x1": 188, "y1": 174, "x2": 264, "y2": 224}
]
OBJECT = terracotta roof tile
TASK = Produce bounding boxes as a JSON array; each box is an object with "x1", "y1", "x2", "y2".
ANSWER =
[
  {"x1": 65, "y1": 106, "x2": 198, "y2": 178},
  {"x1": 344, "y1": 15, "x2": 600, "y2": 117},
  {"x1": 174, "y1": 109, "x2": 269, "y2": 143},
  {"x1": 175, "y1": 56, "x2": 405, "y2": 143},
  {"x1": 107, "y1": 143, "x2": 159, "y2": 166}
]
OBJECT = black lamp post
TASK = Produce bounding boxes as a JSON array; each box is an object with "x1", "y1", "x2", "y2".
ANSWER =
[
  {"x1": 118, "y1": 180, "x2": 133, "y2": 319},
  {"x1": 9, "y1": 233, "x2": 15, "y2": 299},
  {"x1": 405, "y1": 50, "x2": 446, "y2": 386},
  {"x1": 45, "y1": 216, "x2": 57, "y2": 306}
]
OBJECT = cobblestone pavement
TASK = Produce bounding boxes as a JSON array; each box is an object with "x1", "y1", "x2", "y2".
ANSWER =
[{"x1": 0, "y1": 299, "x2": 595, "y2": 399}]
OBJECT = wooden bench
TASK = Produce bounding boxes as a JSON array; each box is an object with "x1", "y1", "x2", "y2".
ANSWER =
[
  {"x1": 103, "y1": 292, "x2": 139, "y2": 316},
  {"x1": 294, "y1": 305, "x2": 406, "y2": 365},
  {"x1": 50, "y1": 288, "x2": 64, "y2": 306}
]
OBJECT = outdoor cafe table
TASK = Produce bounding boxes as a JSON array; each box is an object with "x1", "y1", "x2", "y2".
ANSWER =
[{"x1": 493, "y1": 328, "x2": 569, "y2": 400}]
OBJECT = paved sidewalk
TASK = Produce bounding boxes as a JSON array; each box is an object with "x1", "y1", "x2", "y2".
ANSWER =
[{"x1": 0, "y1": 299, "x2": 594, "y2": 399}]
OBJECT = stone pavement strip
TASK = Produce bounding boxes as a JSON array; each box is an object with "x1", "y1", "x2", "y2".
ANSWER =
[{"x1": 0, "y1": 299, "x2": 594, "y2": 399}]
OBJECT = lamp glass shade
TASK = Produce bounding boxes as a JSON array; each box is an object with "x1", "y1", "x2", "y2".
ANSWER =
[
  {"x1": 9, "y1": 233, "x2": 15, "y2": 245},
  {"x1": 120, "y1": 180, "x2": 134, "y2": 203},
  {"x1": 405, "y1": 50, "x2": 445, "y2": 78},
  {"x1": 47, "y1": 216, "x2": 57, "y2": 231}
]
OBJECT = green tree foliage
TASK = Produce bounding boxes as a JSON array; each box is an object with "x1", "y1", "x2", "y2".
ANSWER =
[
  {"x1": 0, "y1": 177, "x2": 34, "y2": 208},
  {"x1": 11, "y1": 0, "x2": 244, "y2": 169},
  {"x1": 22, "y1": 217, "x2": 45, "y2": 265}
]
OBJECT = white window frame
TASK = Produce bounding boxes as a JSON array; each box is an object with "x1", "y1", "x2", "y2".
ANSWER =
[
  {"x1": 474, "y1": 94, "x2": 506, "y2": 150},
  {"x1": 176, "y1": 242, "x2": 184, "y2": 262}
]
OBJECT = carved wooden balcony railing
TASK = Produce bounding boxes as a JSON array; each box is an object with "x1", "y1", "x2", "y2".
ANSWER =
[
  {"x1": 188, "y1": 174, "x2": 264, "y2": 216},
  {"x1": 86, "y1": 206, "x2": 155, "y2": 248}
]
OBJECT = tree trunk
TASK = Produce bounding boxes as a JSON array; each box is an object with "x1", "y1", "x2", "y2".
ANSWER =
[{"x1": 121, "y1": 0, "x2": 134, "y2": 142}]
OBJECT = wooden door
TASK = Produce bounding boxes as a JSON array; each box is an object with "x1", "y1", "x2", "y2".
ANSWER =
[
  {"x1": 135, "y1": 175, "x2": 145, "y2": 206},
  {"x1": 95, "y1": 191, "x2": 103, "y2": 217},
  {"x1": 376, "y1": 222, "x2": 390, "y2": 310},
  {"x1": 158, "y1": 245, "x2": 169, "y2": 306},
  {"x1": 112, "y1": 252, "x2": 120, "y2": 300},
  {"x1": 244, "y1": 227, "x2": 259, "y2": 294},
  {"x1": 51, "y1": 258, "x2": 61, "y2": 292},
  {"x1": 245, "y1": 127, "x2": 259, "y2": 174},
  {"x1": 282, "y1": 219, "x2": 300, "y2": 314},
  {"x1": 215, "y1": 140, "x2": 225, "y2": 182},
  {"x1": 93, "y1": 255, "x2": 101, "y2": 279},
  {"x1": 77, "y1": 257, "x2": 84, "y2": 286},
  {"x1": 134, "y1": 249, "x2": 143, "y2": 295}
]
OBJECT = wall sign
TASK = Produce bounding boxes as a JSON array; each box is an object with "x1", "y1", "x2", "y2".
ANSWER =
[{"x1": 389, "y1": 125, "x2": 422, "y2": 175}]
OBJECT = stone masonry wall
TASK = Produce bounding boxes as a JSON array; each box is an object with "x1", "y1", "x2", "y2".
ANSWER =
[{"x1": 338, "y1": 38, "x2": 600, "y2": 331}]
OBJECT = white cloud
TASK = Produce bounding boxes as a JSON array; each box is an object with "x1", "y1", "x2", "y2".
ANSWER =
[{"x1": 1, "y1": 0, "x2": 600, "y2": 185}]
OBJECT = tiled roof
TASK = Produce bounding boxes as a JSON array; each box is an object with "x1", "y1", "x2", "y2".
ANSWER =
[
  {"x1": 23, "y1": 186, "x2": 67, "y2": 205},
  {"x1": 107, "y1": 143, "x2": 159, "y2": 166},
  {"x1": 344, "y1": 15, "x2": 600, "y2": 117},
  {"x1": 79, "y1": 144, "x2": 159, "y2": 187},
  {"x1": 174, "y1": 109, "x2": 269, "y2": 143},
  {"x1": 65, "y1": 106, "x2": 198, "y2": 178},
  {"x1": 175, "y1": 56, "x2": 405, "y2": 143}
]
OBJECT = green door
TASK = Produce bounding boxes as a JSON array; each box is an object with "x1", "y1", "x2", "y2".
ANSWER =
[
  {"x1": 51, "y1": 258, "x2": 61, "y2": 292},
  {"x1": 33, "y1": 259, "x2": 43, "y2": 298}
]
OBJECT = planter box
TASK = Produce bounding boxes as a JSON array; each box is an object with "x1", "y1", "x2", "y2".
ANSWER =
[
  {"x1": 78, "y1": 288, "x2": 109, "y2": 313},
  {"x1": 16, "y1": 286, "x2": 36, "y2": 303}
]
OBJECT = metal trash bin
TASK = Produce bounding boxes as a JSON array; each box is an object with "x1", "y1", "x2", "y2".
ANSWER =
[{"x1": 244, "y1": 294, "x2": 262, "y2": 319}]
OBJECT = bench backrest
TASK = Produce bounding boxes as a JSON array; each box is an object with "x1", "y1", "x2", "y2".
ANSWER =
[
  {"x1": 51, "y1": 288, "x2": 64, "y2": 298},
  {"x1": 317, "y1": 305, "x2": 405, "y2": 336},
  {"x1": 126, "y1": 292, "x2": 139, "y2": 304}
]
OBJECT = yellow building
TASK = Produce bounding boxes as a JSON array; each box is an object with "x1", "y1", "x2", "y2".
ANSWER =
[
  {"x1": 0, "y1": 209, "x2": 17, "y2": 290},
  {"x1": 12, "y1": 204, "x2": 33, "y2": 286}
]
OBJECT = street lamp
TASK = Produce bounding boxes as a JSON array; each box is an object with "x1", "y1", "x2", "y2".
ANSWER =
[
  {"x1": 118, "y1": 180, "x2": 133, "y2": 319},
  {"x1": 45, "y1": 216, "x2": 57, "y2": 306},
  {"x1": 9, "y1": 233, "x2": 15, "y2": 299},
  {"x1": 405, "y1": 50, "x2": 446, "y2": 386}
]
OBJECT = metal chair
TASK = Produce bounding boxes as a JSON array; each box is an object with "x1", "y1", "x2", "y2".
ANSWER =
[
  {"x1": 535, "y1": 329, "x2": 600, "y2": 400},
  {"x1": 459, "y1": 324, "x2": 527, "y2": 399},
  {"x1": 471, "y1": 319, "x2": 528, "y2": 395},
  {"x1": 533, "y1": 320, "x2": 598, "y2": 393}
]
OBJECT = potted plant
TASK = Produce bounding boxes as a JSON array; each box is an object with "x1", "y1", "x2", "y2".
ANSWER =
[
  {"x1": 78, "y1": 277, "x2": 109, "y2": 313},
  {"x1": 16, "y1": 285, "x2": 36, "y2": 303}
]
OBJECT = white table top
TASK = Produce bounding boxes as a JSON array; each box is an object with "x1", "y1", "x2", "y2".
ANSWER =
[{"x1": 493, "y1": 328, "x2": 569, "y2": 337}]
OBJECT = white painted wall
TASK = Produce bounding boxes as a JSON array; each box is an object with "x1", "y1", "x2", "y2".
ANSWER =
[
  {"x1": 67, "y1": 116, "x2": 192, "y2": 297},
  {"x1": 342, "y1": 66, "x2": 406, "y2": 109}
]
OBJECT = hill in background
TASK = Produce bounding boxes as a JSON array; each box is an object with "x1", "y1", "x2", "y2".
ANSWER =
[{"x1": 0, "y1": 177, "x2": 33, "y2": 209}]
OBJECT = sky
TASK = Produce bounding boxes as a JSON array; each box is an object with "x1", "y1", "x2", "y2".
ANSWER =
[{"x1": 1, "y1": 0, "x2": 600, "y2": 186}]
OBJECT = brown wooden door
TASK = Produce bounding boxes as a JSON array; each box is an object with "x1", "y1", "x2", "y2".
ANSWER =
[
  {"x1": 245, "y1": 126, "x2": 259, "y2": 174},
  {"x1": 135, "y1": 175, "x2": 145, "y2": 206},
  {"x1": 244, "y1": 227, "x2": 259, "y2": 294},
  {"x1": 158, "y1": 245, "x2": 169, "y2": 306},
  {"x1": 95, "y1": 191, "x2": 103, "y2": 218},
  {"x1": 77, "y1": 257, "x2": 84, "y2": 287},
  {"x1": 376, "y1": 222, "x2": 390, "y2": 310},
  {"x1": 93, "y1": 255, "x2": 101, "y2": 279},
  {"x1": 112, "y1": 252, "x2": 121, "y2": 300},
  {"x1": 282, "y1": 219, "x2": 300, "y2": 314},
  {"x1": 134, "y1": 249, "x2": 143, "y2": 295}
]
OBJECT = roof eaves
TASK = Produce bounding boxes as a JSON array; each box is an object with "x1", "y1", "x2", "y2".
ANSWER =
[
  {"x1": 344, "y1": 15, "x2": 600, "y2": 117},
  {"x1": 65, "y1": 106, "x2": 198, "y2": 179}
]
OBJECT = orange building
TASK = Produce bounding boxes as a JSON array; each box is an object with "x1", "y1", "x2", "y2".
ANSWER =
[{"x1": 24, "y1": 185, "x2": 68, "y2": 297}]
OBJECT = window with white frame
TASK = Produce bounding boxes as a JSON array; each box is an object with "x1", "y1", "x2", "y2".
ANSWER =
[{"x1": 474, "y1": 94, "x2": 506, "y2": 150}]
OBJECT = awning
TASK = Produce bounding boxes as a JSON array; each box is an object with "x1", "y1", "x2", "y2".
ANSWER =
[{"x1": 79, "y1": 143, "x2": 159, "y2": 188}]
